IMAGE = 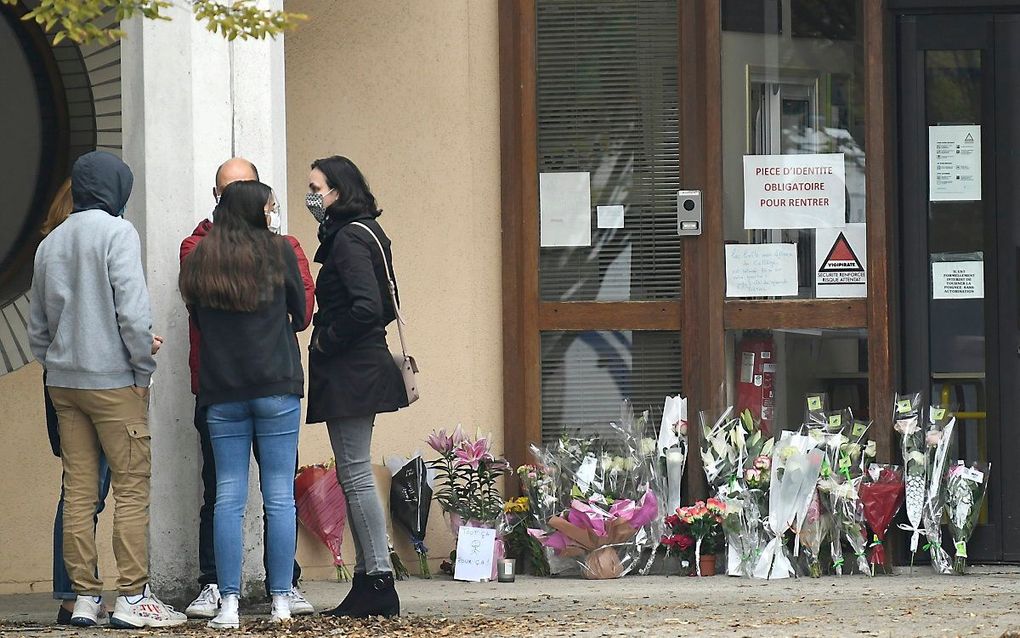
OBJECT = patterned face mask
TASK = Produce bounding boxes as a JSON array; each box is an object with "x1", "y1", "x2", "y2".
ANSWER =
[{"x1": 305, "y1": 188, "x2": 335, "y2": 224}]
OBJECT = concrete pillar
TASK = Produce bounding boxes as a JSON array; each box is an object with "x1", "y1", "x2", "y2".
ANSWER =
[{"x1": 120, "y1": 1, "x2": 288, "y2": 603}]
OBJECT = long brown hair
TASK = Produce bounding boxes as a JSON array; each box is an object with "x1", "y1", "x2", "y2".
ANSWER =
[
  {"x1": 179, "y1": 180, "x2": 287, "y2": 312},
  {"x1": 41, "y1": 179, "x2": 72, "y2": 235}
]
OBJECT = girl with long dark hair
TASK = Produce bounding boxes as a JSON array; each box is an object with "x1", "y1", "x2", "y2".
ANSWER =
[
  {"x1": 305, "y1": 156, "x2": 408, "y2": 618},
  {"x1": 179, "y1": 180, "x2": 307, "y2": 628}
]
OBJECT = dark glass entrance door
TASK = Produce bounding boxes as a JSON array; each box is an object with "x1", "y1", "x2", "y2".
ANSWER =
[{"x1": 899, "y1": 12, "x2": 1020, "y2": 562}]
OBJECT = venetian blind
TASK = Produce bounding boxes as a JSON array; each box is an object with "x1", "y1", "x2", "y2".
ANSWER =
[
  {"x1": 540, "y1": 330, "x2": 682, "y2": 445},
  {"x1": 536, "y1": 0, "x2": 682, "y2": 302}
]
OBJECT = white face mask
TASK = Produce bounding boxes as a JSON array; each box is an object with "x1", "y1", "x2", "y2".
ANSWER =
[{"x1": 267, "y1": 210, "x2": 282, "y2": 234}]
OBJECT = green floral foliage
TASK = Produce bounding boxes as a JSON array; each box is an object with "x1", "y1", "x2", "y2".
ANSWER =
[{"x1": 0, "y1": 0, "x2": 306, "y2": 44}]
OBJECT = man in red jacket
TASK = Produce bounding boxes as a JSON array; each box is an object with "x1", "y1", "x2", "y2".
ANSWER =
[{"x1": 180, "y1": 158, "x2": 316, "y2": 618}]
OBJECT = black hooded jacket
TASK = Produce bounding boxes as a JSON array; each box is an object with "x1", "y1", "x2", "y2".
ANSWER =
[{"x1": 306, "y1": 205, "x2": 408, "y2": 423}]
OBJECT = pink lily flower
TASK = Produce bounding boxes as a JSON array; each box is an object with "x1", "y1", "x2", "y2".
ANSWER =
[
  {"x1": 426, "y1": 429, "x2": 454, "y2": 454},
  {"x1": 451, "y1": 424, "x2": 468, "y2": 447},
  {"x1": 454, "y1": 438, "x2": 493, "y2": 469}
]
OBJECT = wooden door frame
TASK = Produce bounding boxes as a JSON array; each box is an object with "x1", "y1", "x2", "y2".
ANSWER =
[{"x1": 499, "y1": 0, "x2": 897, "y2": 496}]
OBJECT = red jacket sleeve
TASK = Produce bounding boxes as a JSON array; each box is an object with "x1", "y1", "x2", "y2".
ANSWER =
[
  {"x1": 180, "y1": 234, "x2": 200, "y2": 265},
  {"x1": 285, "y1": 235, "x2": 315, "y2": 331}
]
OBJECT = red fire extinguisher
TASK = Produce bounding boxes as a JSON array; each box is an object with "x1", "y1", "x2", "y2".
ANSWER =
[{"x1": 735, "y1": 331, "x2": 776, "y2": 436}]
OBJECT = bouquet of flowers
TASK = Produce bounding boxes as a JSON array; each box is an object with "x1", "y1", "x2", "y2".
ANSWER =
[
  {"x1": 427, "y1": 426, "x2": 510, "y2": 580},
  {"x1": 798, "y1": 490, "x2": 828, "y2": 577},
  {"x1": 295, "y1": 460, "x2": 352, "y2": 581},
  {"x1": 656, "y1": 395, "x2": 688, "y2": 517},
  {"x1": 501, "y1": 465, "x2": 554, "y2": 576},
  {"x1": 700, "y1": 407, "x2": 773, "y2": 497},
  {"x1": 672, "y1": 499, "x2": 725, "y2": 576},
  {"x1": 944, "y1": 461, "x2": 991, "y2": 575},
  {"x1": 753, "y1": 432, "x2": 824, "y2": 579},
  {"x1": 385, "y1": 454, "x2": 435, "y2": 578},
  {"x1": 859, "y1": 464, "x2": 905, "y2": 574},
  {"x1": 893, "y1": 393, "x2": 926, "y2": 560},
  {"x1": 721, "y1": 490, "x2": 768, "y2": 577},
  {"x1": 530, "y1": 491, "x2": 659, "y2": 579},
  {"x1": 922, "y1": 407, "x2": 957, "y2": 574}
]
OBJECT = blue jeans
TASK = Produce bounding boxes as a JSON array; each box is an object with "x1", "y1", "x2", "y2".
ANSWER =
[
  {"x1": 207, "y1": 395, "x2": 300, "y2": 597},
  {"x1": 53, "y1": 455, "x2": 112, "y2": 600}
]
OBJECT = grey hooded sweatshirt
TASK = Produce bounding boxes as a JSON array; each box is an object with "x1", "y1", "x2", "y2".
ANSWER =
[{"x1": 28, "y1": 151, "x2": 156, "y2": 389}]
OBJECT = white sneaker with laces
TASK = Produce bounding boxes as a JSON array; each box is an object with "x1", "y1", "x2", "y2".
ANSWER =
[
  {"x1": 70, "y1": 595, "x2": 103, "y2": 627},
  {"x1": 287, "y1": 586, "x2": 314, "y2": 615},
  {"x1": 110, "y1": 585, "x2": 187, "y2": 628},
  {"x1": 186, "y1": 584, "x2": 221, "y2": 619},
  {"x1": 271, "y1": 594, "x2": 291, "y2": 623},
  {"x1": 207, "y1": 594, "x2": 239, "y2": 630}
]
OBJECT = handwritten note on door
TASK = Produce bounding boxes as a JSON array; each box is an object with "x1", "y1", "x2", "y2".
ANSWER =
[{"x1": 725, "y1": 243, "x2": 799, "y2": 298}]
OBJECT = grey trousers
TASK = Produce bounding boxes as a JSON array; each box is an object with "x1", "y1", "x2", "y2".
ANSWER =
[{"x1": 326, "y1": 416, "x2": 392, "y2": 575}]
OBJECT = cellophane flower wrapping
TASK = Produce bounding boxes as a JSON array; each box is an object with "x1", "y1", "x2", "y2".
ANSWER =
[
  {"x1": 529, "y1": 491, "x2": 659, "y2": 579},
  {"x1": 923, "y1": 409, "x2": 957, "y2": 574},
  {"x1": 894, "y1": 393, "x2": 926, "y2": 558},
  {"x1": 753, "y1": 432, "x2": 823, "y2": 579},
  {"x1": 700, "y1": 407, "x2": 774, "y2": 498},
  {"x1": 295, "y1": 461, "x2": 351, "y2": 581},
  {"x1": 657, "y1": 395, "x2": 688, "y2": 517},
  {"x1": 944, "y1": 461, "x2": 991, "y2": 575},
  {"x1": 859, "y1": 463, "x2": 905, "y2": 573},
  {"x1": 721, "y1": 489, "x2": 768, "y2": 577},
  {"x1": 798, "y1": 489, "x2": 827, "y2": 577}
]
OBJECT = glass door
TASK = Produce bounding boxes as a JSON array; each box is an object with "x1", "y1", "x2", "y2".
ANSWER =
[{"x1": 899, "y1": 12, "x2": 1020, "y2": 562}]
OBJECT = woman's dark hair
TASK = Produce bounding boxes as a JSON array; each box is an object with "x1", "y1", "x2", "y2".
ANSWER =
[
  {"x1": 311, "y1": 155, "x2": 381, "y2": 217},
  {"x1": 179, "y1": 180, "x2": 286, "y2": 312}
]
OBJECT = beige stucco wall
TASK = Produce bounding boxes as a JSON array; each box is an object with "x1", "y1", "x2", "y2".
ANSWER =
[
  {"x1": 284, "y1": 0, "x2": 504, "y2": 579},
  {"x1": 0, "y1": 0, "x2": 501, "y2": 593}
]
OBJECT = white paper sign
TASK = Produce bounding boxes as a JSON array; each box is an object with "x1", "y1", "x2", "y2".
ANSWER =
[
  {"x1": 596, "y1": 204, "x2": 625, "y2": 229},
  {"x1": 453, "y1": 526, "x2": 497, "y2": 582},
  {"x1": 743, "y1": 153, "x2": 847, "y2": 229},
  {"x1": 540, "y1": 172, "x2": 591, "y2": 247},
  {"x1": 929, "y1": 125, "x2": 981, "y2": 202},
  {"x1": 815, "y1": 223, "x2": 867, "y2": 298},
  {"x1": 725, "y1": 243, "x2": 799, "y2": 298},
  {"x1": 932, "y1": 261, "x2": 984, "y2": 299}
]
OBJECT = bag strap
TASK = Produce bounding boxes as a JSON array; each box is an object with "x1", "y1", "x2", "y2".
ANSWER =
[{"x1": 349, "y1": 221, "x2": 410, "y2": 357}]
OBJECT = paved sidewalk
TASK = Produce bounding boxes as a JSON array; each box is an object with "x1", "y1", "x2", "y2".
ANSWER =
[{"x1": 2, "y1": 568, "x2": 1019, "y2": 637}]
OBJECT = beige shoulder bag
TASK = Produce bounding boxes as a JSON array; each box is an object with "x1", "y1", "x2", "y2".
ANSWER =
[{"x1": 350, "y1": 221, "x2": 419, "y2": 405}]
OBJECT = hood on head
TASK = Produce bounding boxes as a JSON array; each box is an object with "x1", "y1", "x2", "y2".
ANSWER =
[{"x1": 71, "y1": 151, "x2": 134, "y2": 216}]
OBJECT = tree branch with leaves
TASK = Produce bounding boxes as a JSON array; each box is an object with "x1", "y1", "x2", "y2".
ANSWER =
[{"x1": 0, "y1": 0, "x2": 306, "y2": 44}]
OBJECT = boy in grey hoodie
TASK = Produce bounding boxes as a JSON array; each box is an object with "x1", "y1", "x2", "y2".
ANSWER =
[{"x1": 28, "y1": 151, "x2": 185, "y2": 629}]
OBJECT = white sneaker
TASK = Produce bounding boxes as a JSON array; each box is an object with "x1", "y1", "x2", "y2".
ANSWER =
[
  {"x1": 70, "y1": 595, "x2": 103, "y2": 627},
  {"x1": 271, "y1": 594, "x2": 291, "y2": 623},
  {"x1": 207, "y1": 594, "x2": 239, "y2": 630},
  {"x1": 287, "y1": 586, "x2": 314, "y2": 615},
  {"x1": 186, "y1": 584, "x2": 221, "y2": 619},
  {"x1": 110, "y1": 585, "x2": 187, "y2": 628}
]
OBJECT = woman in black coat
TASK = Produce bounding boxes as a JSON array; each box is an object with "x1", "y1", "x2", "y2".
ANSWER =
[{"x1": 304, "y1": 156, "x2": 407, "y2": 618}]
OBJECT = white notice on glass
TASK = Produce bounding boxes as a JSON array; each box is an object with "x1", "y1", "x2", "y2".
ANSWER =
[
  {"x1": 725, "y1": 243, "x2": 799, "y2": 298},
  {"x1": 932, "y1": 261, "x2": 984, "y2": 299},
  {"x1": 815, "y1": 223, "x2": 867, "y2": 298},
  {"x1": 453, "y1": 526, "x2": 496, "y2": 582},
  {"x1": 743, "y1": 153, "x2": 847, "y2": 229},
  {"x1": 540, "y1": 172, "x2": 591, "y2": 247},
  {"x1": 597, "y1": 204, "x2": 625, "y2": 229},
  {"x1": 929, "y1": 125, "x2": 981, "y2": 201}
]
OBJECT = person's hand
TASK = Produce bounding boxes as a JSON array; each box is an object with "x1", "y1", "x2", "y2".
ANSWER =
[{"x1": 151, "y1": 335, "x2": 165, "y2": 355}]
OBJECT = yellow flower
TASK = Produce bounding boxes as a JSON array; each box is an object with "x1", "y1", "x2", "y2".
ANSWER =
[{"x1": 504, "y1": 497, "x2": 530, "y2": 514}]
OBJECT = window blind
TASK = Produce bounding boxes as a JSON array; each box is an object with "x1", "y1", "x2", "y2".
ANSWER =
[
  {"x1": 536, "y1": 0, "x2": 682, "y2": 302},
  {"x1": 540, "y1": 330, "x2": 682, "y2": 445}
]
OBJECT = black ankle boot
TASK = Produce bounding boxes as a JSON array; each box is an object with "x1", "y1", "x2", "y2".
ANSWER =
[
  {"x1": 323, "y1": 572, "x2": 367, "y2": 617},
  {"x1": 335, "y1": 573, "x2": 400, "y2": 619}
]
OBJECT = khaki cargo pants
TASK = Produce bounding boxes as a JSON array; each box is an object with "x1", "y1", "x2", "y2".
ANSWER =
[{"x1": 49, "y1": 386, "x2": 151, "y2": 596}]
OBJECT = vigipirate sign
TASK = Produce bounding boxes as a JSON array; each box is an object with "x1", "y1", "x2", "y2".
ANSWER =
[{"x1": 743, "y1": 153, "x2": 847, "y2": 229}]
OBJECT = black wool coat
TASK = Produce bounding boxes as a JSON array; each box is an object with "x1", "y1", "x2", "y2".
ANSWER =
[{"x1": 305, "y1": 207, "x2": 409, "y2": 423}]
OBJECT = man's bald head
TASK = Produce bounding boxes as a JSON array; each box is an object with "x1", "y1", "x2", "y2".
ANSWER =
[{"x1": 214, "y1": 158, "x2": 260, "y2": 195}]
